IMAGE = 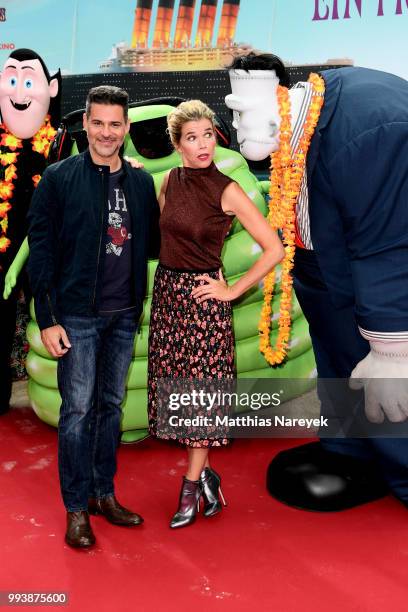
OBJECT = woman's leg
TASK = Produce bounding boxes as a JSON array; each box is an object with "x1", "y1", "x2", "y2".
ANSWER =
[
  {"x1": 185, "y1": 448, "x2": 210, "y2": 481},
  {"x1": 170, "y1": 447, "x2": 208, "y2": 529}
]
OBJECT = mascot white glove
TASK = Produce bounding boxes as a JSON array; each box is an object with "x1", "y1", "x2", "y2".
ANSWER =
[{"x1": 350, "y1": 341, "x2": 408, "y2": 424}]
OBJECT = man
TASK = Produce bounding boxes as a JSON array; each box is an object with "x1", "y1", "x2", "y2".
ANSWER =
[
  {"x1": 27, "y1": 85, "x2": 160, "y2": 547},
  {"x1": 225, "y1": 53, "x2": 408, "y2": 511},
  {"x1": 0, "y1": 48, "x2": 60, "y2": 415}
]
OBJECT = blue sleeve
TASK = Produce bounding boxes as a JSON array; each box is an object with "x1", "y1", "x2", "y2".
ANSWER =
[
  {"x1": 27, "y1": 167, "x2": 60, "y2": 330},
  {"x1": 328, "y1": 122, "x2": 408, "y2": 332},
  {"x1": 146, "y1": 174, "x2": 160, "y2": 259}
]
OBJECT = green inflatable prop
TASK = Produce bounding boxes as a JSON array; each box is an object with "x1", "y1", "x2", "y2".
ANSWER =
[{"x1": 4, "y1": 103, "x2": 316, "y2": 442}]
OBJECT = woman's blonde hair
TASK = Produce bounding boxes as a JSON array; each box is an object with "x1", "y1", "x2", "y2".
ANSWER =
[{"x1": 167, "y1": 99, "x2": 215, "y2": 146}]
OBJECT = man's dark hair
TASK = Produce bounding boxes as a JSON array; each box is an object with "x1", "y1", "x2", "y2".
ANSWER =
[
  {"x1": 229, "y1": 52, "x2": 291, "y2": 88},
  {"x1": 86, "y1": 86, "x2": 129, "y2": 121}
]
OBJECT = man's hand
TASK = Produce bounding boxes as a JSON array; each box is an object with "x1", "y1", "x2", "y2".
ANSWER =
[
  {"x1": 124, "y1": 156, "x2": 144, "y2": 169},
  {"x1": 350, "y1": 341, "x2": 408, "y2": 423},
  {"x1": 41, "y1": 325, "x2": 72, "y2": 358}
]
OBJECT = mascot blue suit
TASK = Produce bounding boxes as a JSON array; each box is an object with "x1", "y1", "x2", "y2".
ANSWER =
[{"x1": 226, "y1": 53, "x2": 408, "y2": 511}]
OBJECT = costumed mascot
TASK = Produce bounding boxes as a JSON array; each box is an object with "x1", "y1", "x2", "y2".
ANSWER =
[
  {"x1": 0, "y1": 48, "x2": 60, "y2": 414},
  {"x1": 225, "y1": 52, "x2": 408, "y2": 511}
]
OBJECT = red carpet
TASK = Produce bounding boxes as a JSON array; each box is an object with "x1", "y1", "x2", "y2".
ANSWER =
[{"x1": 1, "y1": 406, "x2": 407, "y2": 612}]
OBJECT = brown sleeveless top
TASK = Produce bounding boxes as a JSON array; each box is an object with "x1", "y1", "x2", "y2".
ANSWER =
[{"x1": 159, "y1": 162, "x2": 234, "y2": 270}]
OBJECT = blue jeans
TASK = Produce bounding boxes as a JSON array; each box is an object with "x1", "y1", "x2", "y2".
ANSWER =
[{"x1": 57, "y1": 312, "x2": 137, "y2": 512}]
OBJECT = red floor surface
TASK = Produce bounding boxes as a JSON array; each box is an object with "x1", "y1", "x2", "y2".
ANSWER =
[{"x1": 1, "y1": 405, "x2": 408, "y2": 612}]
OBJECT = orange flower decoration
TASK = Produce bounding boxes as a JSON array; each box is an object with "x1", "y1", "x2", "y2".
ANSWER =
[
  {"x1": 0, "y1": 115, "x2": 56, "y2": 254},
  {"x1": 0, "y1": 202, "x2": 11, "y2": 218},
  {"x1": 0, "y1": 180, "x2": 15, "y2": 200},
  {"x1": 32, "y1": 115, "x2": 57, "y2": 156},
  {"x1": 0, "y1": 236, "x2": 11, "y2": 252},
  {"x1": 0, "y1": 152, "x2": 18, "y2": 166},
  {"x1": 0, "y1": 132, "x2": 23, "y2": 151},
  {"x1": 5, "y1": 164, "x2": 17, "y2": 182},
  {"x1": 32, "y1": 175, "x2": 42, "y2": 188},
  {"x1": 259, "y1": 73, "x2": 325, "y2": 365}
]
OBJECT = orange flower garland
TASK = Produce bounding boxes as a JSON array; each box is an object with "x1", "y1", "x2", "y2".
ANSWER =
[
  {"x1": 32, "y1": 117, "x2": 58, "y2": 156},
  {"x1": 259, "y1": 73, "x2": 325, "y2": 365},
  {"x1": 0, "y1": 115, "x2": 56, "y2": 253}
]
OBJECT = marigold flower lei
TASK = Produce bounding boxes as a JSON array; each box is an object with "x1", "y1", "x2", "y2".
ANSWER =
[
  {"x1": 0, "y1": 115, "x2": 56, "y2": 253},
  {"x1": 259, "y1": 73, "x2": 325, "y2": 365}
]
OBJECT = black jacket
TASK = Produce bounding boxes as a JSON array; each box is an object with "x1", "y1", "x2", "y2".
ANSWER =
[{"x1": 27, "y1": 149, "x2": 160, "y2": 330}]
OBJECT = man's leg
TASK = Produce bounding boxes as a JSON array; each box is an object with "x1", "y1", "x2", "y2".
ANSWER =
[
  {"x1": 57, "y1": 316, "x2": 100, "y2": 512},
  {"x1": 88, "y1": 311, "x2": 143, "y2": 526},
  {"x1": 91, "y1": 312, "x2": 136, "y2": 497}
]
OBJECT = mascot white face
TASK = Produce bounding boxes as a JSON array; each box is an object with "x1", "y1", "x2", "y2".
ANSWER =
[
  {"x1": 0, "y1": 56, "x2": 58, "y2": 139},
  {"x1": 225, "y1": 69, "x2": 281, "y2": 161}
]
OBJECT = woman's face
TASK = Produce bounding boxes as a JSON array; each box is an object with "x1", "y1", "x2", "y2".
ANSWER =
[{"x1": 176, "y1": 118, "x2": 216, "y2": 168}]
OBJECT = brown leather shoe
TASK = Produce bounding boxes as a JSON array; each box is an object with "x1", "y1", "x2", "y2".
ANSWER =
[
  {"x1": 65, "y1": 511, "x2": 95, "y2": 548},
  {"x1": 88, "y1": 495, "x2": 143, "y2": 526}
]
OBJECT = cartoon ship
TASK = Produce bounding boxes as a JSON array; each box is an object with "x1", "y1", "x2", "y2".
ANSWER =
[
  {"x1": 99, "y1": 0, "x2": 242, "y2": 72},
  {"x1": 98, "y1": 0, "x2": 352, "y2": 74}
]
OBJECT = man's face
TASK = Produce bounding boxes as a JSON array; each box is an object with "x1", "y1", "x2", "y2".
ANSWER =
[
  {"x1": 0, "y1": 57, "x2": 58, "y2": 139},
  {"x1": 225, "y1": 69, "x2": 281, "y2": 161},
  {"x1": 83, "y1": 103, "x2": 130, "y2": 165}
]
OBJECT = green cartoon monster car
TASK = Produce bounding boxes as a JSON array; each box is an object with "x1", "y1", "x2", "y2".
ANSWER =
[{"x1": 5, "y1": 99, "x2": 316, "y2": 442}]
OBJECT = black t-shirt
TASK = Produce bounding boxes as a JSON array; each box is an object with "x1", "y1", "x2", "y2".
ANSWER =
[{"x1": 99, "y1": 169, "x2": 135, "y2": 314}]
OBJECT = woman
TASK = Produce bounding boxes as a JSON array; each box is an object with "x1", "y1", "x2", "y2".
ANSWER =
[{"x1": 148, "y1": 100, "x2": 284, "y2": 529}]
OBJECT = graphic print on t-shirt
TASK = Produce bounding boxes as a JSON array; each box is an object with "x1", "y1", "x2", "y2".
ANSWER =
[
  {"x1": 106, "y1": 187, "x2": 132, "y2": 257},
  {"x1": 99, "y1": 169, "x2": 135, "y2": 313}
]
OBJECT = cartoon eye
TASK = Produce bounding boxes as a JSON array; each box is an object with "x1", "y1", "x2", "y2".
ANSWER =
[
  {"x1": 8, "y1": 76, "x2": 17, "y2": 88},
  {"x1": 24, "y1": 79, "x2": 33, "y2": 89}
]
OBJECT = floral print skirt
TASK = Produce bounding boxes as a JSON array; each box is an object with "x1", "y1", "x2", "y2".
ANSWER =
[{"x1": 147, "y1": 264, "x2": 235, "y2": 447}]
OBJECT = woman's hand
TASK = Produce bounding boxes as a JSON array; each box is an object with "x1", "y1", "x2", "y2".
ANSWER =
[
  {"x1": 124, "y1": 156, "x2": 144, "y2": 169},
  {"x1": 191, "y1": 270, "x2": 235, "y2": 303}
]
